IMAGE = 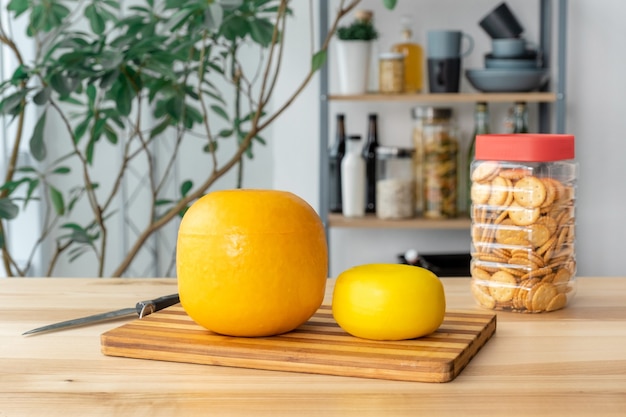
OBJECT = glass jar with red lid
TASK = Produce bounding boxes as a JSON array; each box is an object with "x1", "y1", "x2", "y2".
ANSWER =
[{"x1": 469, "y1": 134, "x2": 577, "y2": 313}]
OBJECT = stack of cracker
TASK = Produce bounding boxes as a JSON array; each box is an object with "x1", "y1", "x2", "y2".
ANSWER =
[{"x1": 469, "y1": 160, "x2": 576, "y2": 313}]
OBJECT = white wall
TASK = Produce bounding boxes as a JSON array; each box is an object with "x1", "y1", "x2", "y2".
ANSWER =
[{"x1": 272, "y1": 0, "x2": 626, "y2": 277}]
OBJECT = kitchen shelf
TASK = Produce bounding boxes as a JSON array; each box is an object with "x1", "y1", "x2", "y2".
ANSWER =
[
  {"x1": 318, "y1": 0, "x2": 568, "y2": 273},
  {"x1": 326, "y1": 92, "x2": 557, "y2": 104},
  {"x1": 328, "y1": 213, "x2": 471, "y2": 230}
]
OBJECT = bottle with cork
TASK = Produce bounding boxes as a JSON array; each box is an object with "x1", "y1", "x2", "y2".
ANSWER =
[
  {"x1": 329, "y1": 114, "x2": 346, "y2": 213},
  {"x1": 391, "y1": 15, "x2": 424, "y2": 93},
  {"x1": 466, "y1": 102, "x2": 490, "y2": 212},
  {"x1": 362, "y1": 113, "x2": 379, "y2": 214}
]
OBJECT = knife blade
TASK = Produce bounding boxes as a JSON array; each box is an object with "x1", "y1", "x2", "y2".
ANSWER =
[{"x1": 22, "y1": 293, "x2": 180, "y2": 336}]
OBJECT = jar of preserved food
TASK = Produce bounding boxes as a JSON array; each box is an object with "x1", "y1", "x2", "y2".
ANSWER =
[
  {"x1": 378, "y1": 52, "x2": 404, "y2": 93},
  {"x1": 469, "y1": 134, "x2": 577, "y2": 313},
  {"x1": 411, "y1": 106, "x2": 427, "y2": 216},
  {"x1": 422, "y1": 107, "x2": 458, "y2": 219},
  {"x1": 375, "y1": 146, "x2": 415, "y2": 219}
]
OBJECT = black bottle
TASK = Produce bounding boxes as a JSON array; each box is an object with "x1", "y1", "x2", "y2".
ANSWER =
[
  {"x1": 362, "y1": 113, "x2": 379, "y2": 213},
  {"x1": 329, "y1": 114, "x2": 346, "y2": 213},
  {"x1": 512, "y1": 101, "x2": 529, "y2": 133}
]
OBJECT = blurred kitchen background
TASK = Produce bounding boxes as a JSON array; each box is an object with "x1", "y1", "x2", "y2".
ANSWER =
[
  {"x1": 276, "y1": 0, "x2": 626, "y2": 278},
  {"x1": 1, "y1": 0, "x2": 624, "y2": 277}
]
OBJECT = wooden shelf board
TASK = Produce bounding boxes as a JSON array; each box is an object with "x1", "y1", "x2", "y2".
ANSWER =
[
  {"x1": 326, "y1": 92, "x2": 557, "y2": 103},
  {"x1": 327, "y1": 213, "x2": 471, "y2": 230}
]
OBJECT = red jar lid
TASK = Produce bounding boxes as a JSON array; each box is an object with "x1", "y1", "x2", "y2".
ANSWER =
[{"x1": 476, "y1": 134, "x2": 575, "y2": 162}]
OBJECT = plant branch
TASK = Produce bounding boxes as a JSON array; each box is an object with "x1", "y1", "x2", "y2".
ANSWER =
[
  {"x1": 112, "y1": 0, "x2": 345, "y2": 277},
  {"x1": 0, "y1": 25, "x2": 27, "y2": 277},
  {"x1": 0, "y1": 221, "x2": 21, "y2": 276},
  {"x1": 46, "y1": 240, "x2": 72, "y2": 277},
  {"x1": 257, "y1": 0, "x2": 359, "y2": 132},
  {"x1": 49, "y1": 100, "x2": 101, "y2": 216},
  {"x1": 48, "y1": 99, "x2": 106, "y2": 275},
  {"x1": 255, "y1": 0, "x2": 287, "y2": 111},
  {"x1": 102, "y1": 135, "x2": 134, "y2": 213},
  {"x1": 1, "y1": 0, "x2": 365, "y2": 278},
  {"x1": 195, "y1": 31, "x2": 219, "y2": 172}
]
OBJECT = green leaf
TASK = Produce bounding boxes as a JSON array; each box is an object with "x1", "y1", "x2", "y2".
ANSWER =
[
  {"x1": 0, "y1": 198, "x2": 19, "y2": 220},
  {"x1": 85, "y1": 137, "x2": 96, "y2": 165},
  {"x1": 382, "y1": 0, "x2": 398, "y2": 10},
  {"x1": 220, "y1": 15, "x2": 250, "y2": 41},
  {"x1": 24, "y1": 178, "x2": 39, "y2": 208},
  {"x1": 186, "y1": 105, "x2": 203, "y2": 123},
  {"x1": 68, "y1": 246, "x2": 91, "y2": 262},
  {"x1": 149, "y1": 118, "x2": 170, "y2": 139},
  {"x1": 210, "y1": 104, "x2": 229, "y2": 121},
  {"x1": 106, "y1": 72, "x2": 135, "y2": 116},
  {"x1": 60, "y1": 223, "x2": 83, "y2": 232},
  {"x1": 49, "y1": 72, "x2": 73, "y2": 96},
  {"x1": 58, "y1": 95, "x2": 82, "y2": 105},
  {"x1": 165, "y1": 96, "x2": 184, "y2": 120},
  {"x1": 112, "y1": 74, "x2": 134, "y2": 116},
  {"x1": 11, "y1": 64, "x2": 29, "y2": 84},
  {"x1": 61, "y1": 223, "x2": 92, "y2": 244},
  {"x1": 92, "y1": 117, "x2": 107, "y2": 141},
  {"x1": 33, "y1": 86, "x2": 51, "y2": 105},
  {"x1": 103, "y1": 124, "x2": 118, "y2": 144},
  {"x1": 52, "y1": 166, "x2": 71, "y2": 175},
  {"x1": 249, "y1": 18, "x2": 275, "y2": 47},
  {"x1": 311, "y1": 50, "x2": 327, "y2": 72},
  {"x1": 29, "y1": 111, "x2": 47, "y2": 161},
  {"x1": 86, "y1": 84, "x2": 97, "y2": 107},
  {"x1": 101, "y1": 109, "x2": 124, "y2": 129},
  {"x1": 49, "y1": 186, "x2": 65, "y2": 215},
  {"x1": 166, "y1": 9, "x2": 194, "y2": 32},
  {"x1": 29, "y1": 5, "x2": 47, "y2": 32},
  {"x1": 0, "y1": 90, "x2": 28, "y2": 115},
  {"x1": 100, "y1": 69, "x2": 120, "y2": 89},
  {"x1": 85, "y1": 4, "x2": 106, "y2": 35},
  {"x1": 203, "y1": 141, "x2": 218, "y2": 153},
  {"x1": 0, "y1": 178, "x2": 28, "y2": 194},
  {"x1": 218, "y1": 129, "x2": 233, "y2": 138},
  {"x1": 180, "y1": 180, "x2": 193, "y2": 197},
  {"x1": 51, "y1": 3, "x2": 70, "y2": 27},
  {"x1": 29, "y1": 2, "x2": 70, "y2": 33},
  {"x1": 7, "y1": 0, "x2": 29, "y2": 17},
  {"x1": 74, "y1": 116, "x2": 92, "y2": 144}
]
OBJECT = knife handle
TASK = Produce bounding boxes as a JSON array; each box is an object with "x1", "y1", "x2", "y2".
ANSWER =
[{"x1": 135, "y1": 293, "x2": 180, "y2": 318}]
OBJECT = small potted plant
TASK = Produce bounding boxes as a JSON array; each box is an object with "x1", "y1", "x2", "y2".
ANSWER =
[{"x1": 336, "y1": 10, "x2": 379, "y2": 94}]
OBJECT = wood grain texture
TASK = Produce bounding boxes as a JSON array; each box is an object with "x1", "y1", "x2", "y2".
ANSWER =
[
  {"x1": 101, "y1": 305, "x2": 496, "y2": 383},
  {"x1": 3, "y1": 277, "x2": 626, "y2": 417},
  {"x1": 327, "y1": 213, "x2": 471, "y2": 229},
  {"x1": 326, "y1": 92, "x2": 557, "y2": 103}
]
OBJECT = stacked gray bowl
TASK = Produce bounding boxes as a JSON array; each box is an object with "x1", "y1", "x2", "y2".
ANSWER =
[{"x1": 465, "y1": 2, "x2": 548, "y2": 92}]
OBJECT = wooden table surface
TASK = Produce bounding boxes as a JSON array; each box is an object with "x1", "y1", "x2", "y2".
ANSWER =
[{"x1": 1, "y1": 277, "x2": 625, "y2": 416}]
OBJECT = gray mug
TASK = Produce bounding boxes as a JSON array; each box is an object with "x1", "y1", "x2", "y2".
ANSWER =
[{"x1": 427, "y1": 30, "x2": 474, "y2": 59}]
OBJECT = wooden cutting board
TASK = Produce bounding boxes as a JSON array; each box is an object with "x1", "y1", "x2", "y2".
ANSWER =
[{"x1": 101, "y1": 305, "x2": 496, "y2": 383}]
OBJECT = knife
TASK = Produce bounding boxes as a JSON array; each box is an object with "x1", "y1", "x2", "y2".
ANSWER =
[{"x1": 22, "y1": 293, "x2": 180, "y2": 336}]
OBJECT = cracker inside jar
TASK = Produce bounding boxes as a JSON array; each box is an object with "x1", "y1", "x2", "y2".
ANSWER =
[{"x1": 470, "y1": 161, "x2": 576, "y2": 313}]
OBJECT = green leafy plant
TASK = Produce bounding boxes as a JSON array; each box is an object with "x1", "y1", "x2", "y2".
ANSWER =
[
  {"x1": 0, "y1": 0, "x2": 395, "y2": 277},
  {"x1": 336, "y1": 15, "x2": 378, "y2": 40}
]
